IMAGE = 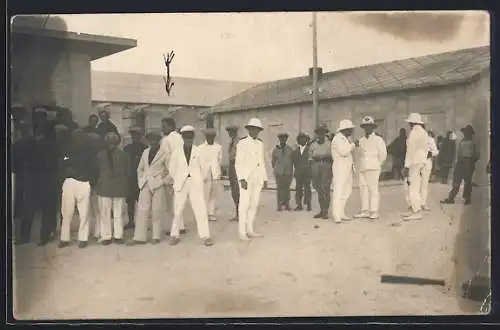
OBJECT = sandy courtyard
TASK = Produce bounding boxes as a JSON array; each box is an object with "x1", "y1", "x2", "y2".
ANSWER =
[{"x1": 12, "y1": 183, "x2": 482, "y2": 319}]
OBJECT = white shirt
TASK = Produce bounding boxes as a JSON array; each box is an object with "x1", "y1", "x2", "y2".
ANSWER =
[
  {"x1": 404, "y1": 125, "x2": 429, "y2": 167},
  {"x1": 235, "y1": 136, "x2": 267, "y2": 182},
  {"x1": 160, "y1": 131, "x2": 184, "y2": 166},
  {"x1": 331, "y1": 132, "x2": 356, "y2": 169},
  {"x1": 299, "y1": 145, "x2": 305, "y2": 155},
  {"x1": 358, "y1": 133, "x2": 387, "y2": 171},
  {"x1": 198, "y1": 141, "x2": 223, "y2": 180},
  {"x1": 426, "y1": 136, "x2": 439, "y2": 158}
]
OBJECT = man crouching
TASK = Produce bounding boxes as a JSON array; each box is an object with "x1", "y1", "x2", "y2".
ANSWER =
[{"x1": 168, "y1": 125, "x2": 214, "y2": 247}]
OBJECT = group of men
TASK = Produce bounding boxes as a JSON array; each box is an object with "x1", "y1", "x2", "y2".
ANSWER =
[
  {"x1": 12, "y1": 105, "x2": 480, "y2": 248},
  {"x1": 262, "y1": 112, "x2": 480, "y2": 224}
]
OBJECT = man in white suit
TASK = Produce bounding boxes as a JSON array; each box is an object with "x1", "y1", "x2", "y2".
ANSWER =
[
  {"x1": 331, "y1": 119, "x2": 356, "y2": 224},
  {"x1": 127, "y1": 131, "x2": 172, "y2": 245},
  {"x1": 168, "y1": 125, "x2": 214, "y2": 247},
  {"x1": 160, "y1": 117, "x2": 186, "y2": 235},
  {"x1": 402, "y1": 113, "x2": 429, "y2": 221},
  {"x1": 420, "y1": 128, "x2": 439, "y2": 211},
  {"x1": 198, "y1": 128, "x2": 223, "y2": 221},
  {"x1": 235, "y1": 118, "x2": 268, "y2": 241},
  {"x1": 353, "y1": 116, "x2": 387, "y2": 220}
]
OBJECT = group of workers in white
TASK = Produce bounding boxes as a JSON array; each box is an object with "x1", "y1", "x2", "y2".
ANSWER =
[{"x1": 55, "y1": 111, "x2": 439, "y2": 248}]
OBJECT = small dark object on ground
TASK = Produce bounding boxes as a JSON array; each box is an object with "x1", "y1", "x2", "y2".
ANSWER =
[
  {"x1": 313, "y1": 225, "x2": 319, "y2": 229},
  {"x1": 381, "y1": 275, "x2": 445, "y2": 286},
  {"x1": 462, "y1": 276, "x2": 490, "y2": 302}
]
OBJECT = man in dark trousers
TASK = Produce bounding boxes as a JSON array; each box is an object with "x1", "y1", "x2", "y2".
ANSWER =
[
  {"x1": 226, "y1": 124, "x2": 241, "y2": 221},
  {"x1": 17, "y1": 109, "x2": 60, "y2": 246},
  {"x1": 441, "y1": 125, "x2": 479, "y2": 205},
  {"x1": 123, "y1": 126, "x2": 147, "y2": 230},
  {"x1": 293, "y1": 132, "x2": 312, "y2": 211},
  {"x1": 96, "y1": 110, "x2": 119, "y2": 138},
  {"x1": 388, "y1": 128, "x2": 407, "y2": 180},
  {"x1": 309, "y1": 124, "x2": 333, "y2": 219},
  {"x1": 272, "y1": 132, "x2": 294, "y2": 211},
  {"x1": 438, "y1": 131, "x2": 457, "y2": 184}
]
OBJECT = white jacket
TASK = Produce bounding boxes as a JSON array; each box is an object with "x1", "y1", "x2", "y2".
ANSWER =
[
  {"x1": 358, "y1": 133, "x2": 387, "y2": 172},
  {"x1": 168, "y1": 145, "x2": 205, "y2": 192},
  {"x1": 404, "y1": 125, "x2": 429, "y2": 167},
  {"x1": 331, "y1": 132, "x2": 355, "y2": 171},
  {"x1": 198, "y1": 141, "x2": 223, "y2": 180},
  {"x1": 427, "y1": 136, "x2": 439, "y2": 158},
  {"x1": 137, "y1": 147, "x2": 171, "y2": 191},
  {"x1": 160, "y1": 131, "x2": 184, "y2": 166},
  {"x1": 235, "y1": 136, "x2": 267, "y2": 182}
]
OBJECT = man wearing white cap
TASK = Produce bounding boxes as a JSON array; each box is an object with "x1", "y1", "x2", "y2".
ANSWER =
[
  {"x1": 235, "y1": 118, "x2": 268, "y2": 240},
  {"x1": 160, "y1": 117, "x2": 186, "y2": 235},
  {"x1": 198, "y1": 128, "x2": 223, "y2": 221},
  {"x1": 402, "y1": 113, "x2": 429, "y2": 220},
  {"x1": 331, "y1": 119, "x2": 357, "y2": 224},
  {"x1": 353, "y1": 116, "x2": 387, "y2": 220},
  {"x1": 168, "y1": 125, "x2": 213, "y2": 246}
]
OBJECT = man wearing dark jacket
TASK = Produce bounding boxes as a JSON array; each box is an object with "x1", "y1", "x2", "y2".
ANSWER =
[
  {"x1": 292, "y1": 132, "x2": 312, "y2": 211},
  {"x1": 272, "y1": 132, "x2": 294, "y2": 211},
  {"x1": 123, "y1": 126, "x2": 147, "y2": 229},
  {"x1": 58, "y1": 129, "x2": 99, "y2": 249},
  {"x1": 16, "y1": 110, "x2": 60, "y2": 246},
  {"x1": 388, "y1": 128, "x2": 407, "y2": 180}
]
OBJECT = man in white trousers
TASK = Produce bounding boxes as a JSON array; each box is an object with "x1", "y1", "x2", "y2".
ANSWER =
[
  {"x1": 198, "y1": 128, "x2": 223, "y2": 221},
  {"x1": 331, "y1": 119, "x2": 357, "y2": 224},
  {"x1": 402, "y1": 113, "x2": 429, "y2": 221},
  {"x1": 127, "y1": 131, "x2": 171, "y2": 245},
  {"x1": 235, "y1": 118, "x2": 268, "y2": 240},
  {"x1": 353, "y1": 116, "x2": 387, "y2": 220},
  {"x1": 95, "y1": 132, "x2": 130, "y2": 245},
  {"x1": 160, "y1": 117, "x2": 186, "y2": 235},
  {"x1": 168, "y1": 125, "x2": 214, "y2": 246},
  {"x1": 420, "y1": 128, "x2": 440, "y2": 211},
  {"x1": 58, "y1": 130, "x2": 99, "y2": 249}
]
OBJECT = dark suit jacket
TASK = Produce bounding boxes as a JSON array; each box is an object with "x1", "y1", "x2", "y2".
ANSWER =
[
  {"x1": 95, "y1": 148, "x2": 130, "y2": 198},
  {"x1": 292, "y1": 145, "x2": 311, "y2": 177}
]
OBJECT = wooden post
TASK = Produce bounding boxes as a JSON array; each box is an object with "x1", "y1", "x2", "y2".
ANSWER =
[{"x1": 312, "y1": 12, "x2": 319, "y2": 127}]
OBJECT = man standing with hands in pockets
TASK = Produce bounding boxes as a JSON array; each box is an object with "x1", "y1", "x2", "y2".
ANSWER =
[
  {"x1": 235, "y1": 118, "x2": 268, "y2": 241},
  {"x1": 331, "y1": 119, "x2": 357, "y2": 224},
  {"x1": 353, "y1": 116, "x2": 387, "y2": 220}
]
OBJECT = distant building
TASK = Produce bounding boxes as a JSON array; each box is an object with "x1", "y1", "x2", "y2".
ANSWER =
[
  {"x1": 212, "y1": 46, "x2": 490, "y2": 182},
  {"x1": 91, "y1": 71, "x2": 255, "y2": 145}
]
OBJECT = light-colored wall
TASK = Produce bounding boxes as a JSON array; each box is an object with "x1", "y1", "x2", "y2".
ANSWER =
[{"x1": 215, "y1": 78, "x2": 489, "y2": 182}]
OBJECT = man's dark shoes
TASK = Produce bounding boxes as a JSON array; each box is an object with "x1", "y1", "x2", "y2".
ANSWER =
[
  {"x1": 78, "y1": 241, "x2": 88, "y2": 249},
  {"x1": 440, "y1": 199, "x2": 454, "y2": 204},
  {"x1": 313, "y1": 212, "x2": 323, "y2": 218},
  {"x1": 294, "y1": 205, "x2": 303, "y2": 211},
  {"x1": 58, "y1": 241, "x2": 70, "y2": 248}
]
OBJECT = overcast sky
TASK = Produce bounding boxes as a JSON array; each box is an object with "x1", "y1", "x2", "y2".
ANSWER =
[{"x1": 57, "y1": 11, "x2": 489, "y2": 83}]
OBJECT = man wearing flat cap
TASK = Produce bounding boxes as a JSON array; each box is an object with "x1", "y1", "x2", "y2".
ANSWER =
[
  {"x1": 272, "y1": 131, "x2": 294, "y2": 211},
  {"x1": 292, "y1": 132, "x2": 312, "y2": 211},
  {"x1": 226, "y1": 124, "x2": 241, "y2": 221},
  {"x1": 123, "y1": 126, "x2": 147, "y2": 230},
  {"x1": 308, "y1": 124, "x2": 332, "y2": 219},
  {"x1": 127, "y1": 130, "x2": 171, "y2": 245},
  {"x1": 441, "y1": 124, "x2": 479, "y2": 205},
  {"x1": 168, "y1": 125, "x2": 213, "y2": 247},
  {"x1": 198, "y1": 128, "x2": 223, "y2": 221}
]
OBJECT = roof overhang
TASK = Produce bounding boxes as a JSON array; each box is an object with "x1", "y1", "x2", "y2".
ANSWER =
[{"x1": 11, "y1": 27, "x2": 137, "y2": 60}]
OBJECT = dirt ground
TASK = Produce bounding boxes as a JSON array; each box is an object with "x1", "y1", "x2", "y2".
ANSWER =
[{"x1": 13, "y1": 183, "x2": 485, "y2": 320}]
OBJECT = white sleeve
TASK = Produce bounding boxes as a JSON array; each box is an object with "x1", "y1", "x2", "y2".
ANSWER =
[
  {"x1": 378, "y1": 137, "x2": 388, "y2": 164},
  {"x1": 335, "y1": 136, "x2": 355, "y2": 157},
  {"x1": 235, "y1": 140, "x2": 247, "y2": 181}
]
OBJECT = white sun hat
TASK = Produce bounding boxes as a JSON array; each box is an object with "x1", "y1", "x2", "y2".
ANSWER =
[
  {"x1": 245, "y1": 117, "x2": 263, "y2": 130},
  {"x1": 360, "y1": 116, "x2": 376, "y2": 127},
  {"x1": 336, "y1": 119, "x2": 355, "y2": 132},
  {"x1": 180, "y1": 125, "x2": 195, "y2": 133},
  {"x1": 405, "y1": 113, "x2": 424, "y2": 124}
]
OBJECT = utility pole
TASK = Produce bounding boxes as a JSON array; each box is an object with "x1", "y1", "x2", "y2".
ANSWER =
[{"x1": 312, "y1": 12, "x2": 319, "y2": 128}]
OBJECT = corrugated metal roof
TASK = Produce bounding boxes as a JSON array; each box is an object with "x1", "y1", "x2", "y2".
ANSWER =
[
  {"x1": 212, "y1": 46, "x2": 490, "y2": 113},
  {"x1": 91, "y1": 71, "x2": 257, "y2": 107}
]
